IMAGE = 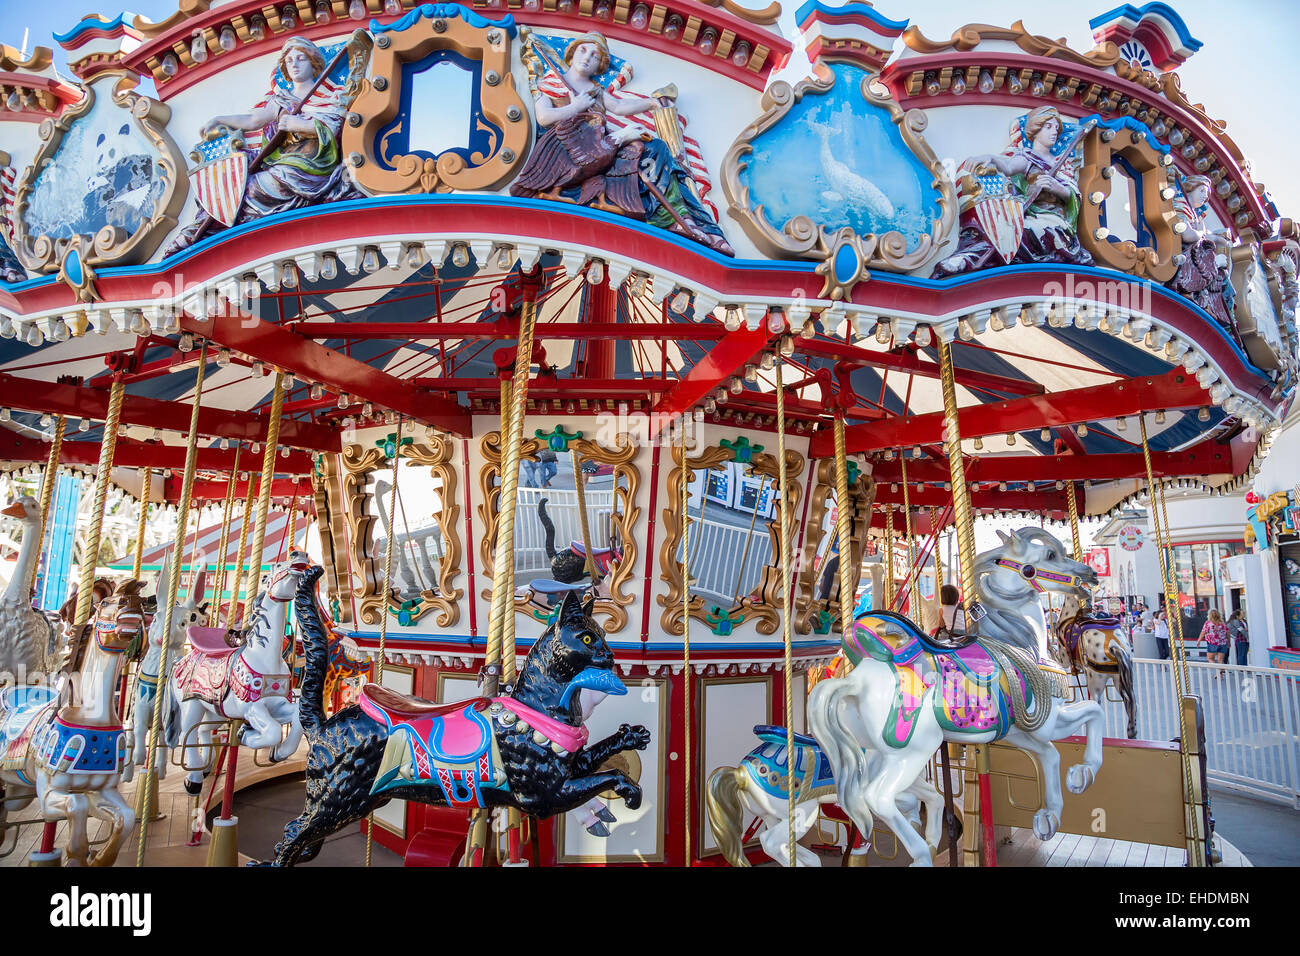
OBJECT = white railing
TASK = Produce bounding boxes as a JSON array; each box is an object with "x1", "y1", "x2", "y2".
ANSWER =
[
  {"x1": 1084, "y1": 658, "x2": 1300, "y2": 808},
  {"x1": 514, "y1": 487, "x2": 616, "y2": 577},
  {"x1": 677, "y1": 515, "x2": 773, "y2": 609}
]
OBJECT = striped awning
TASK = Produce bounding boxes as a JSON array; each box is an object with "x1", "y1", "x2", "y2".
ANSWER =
[{"x1": 110, "y1": 509, "x2": 307, "y2": 572}]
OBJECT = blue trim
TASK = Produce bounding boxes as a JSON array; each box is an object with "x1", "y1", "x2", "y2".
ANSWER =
[
  {"x1": 53, "y1": 14, "x2": 133, "y2": 43},
  {"x1": 343, "y1": 630, "x2": 841, "y2": 655},
  {"x1": 795, "y1": 0, "x2": 909, "y2": 32},
  {"x1": 1082, "y1": 114, "x2": 1171, "y2": 155},
  {"x1": 1087, "y1": 3, "x2": 1203, "y2": 52},
  {"x1": 372, "y1": 4, "x2": 517, "y2": 37}
]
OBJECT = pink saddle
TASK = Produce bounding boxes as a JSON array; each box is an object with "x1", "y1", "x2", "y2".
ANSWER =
[
  {"x1": 187, "y1": 626, "x2": 240, "y2": 658},
  {"x1": 360, "y1": 684, "x2": 489, "y2": 723}
]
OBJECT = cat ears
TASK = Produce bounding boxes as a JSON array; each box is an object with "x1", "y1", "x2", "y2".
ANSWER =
[{"x1": 557, "y1": 590, "x2": 597, "y2": 625}]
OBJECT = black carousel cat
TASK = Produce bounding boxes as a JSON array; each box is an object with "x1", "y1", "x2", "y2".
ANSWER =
[{"x1": 261, "y1": 565, "x2": 649, "y2": 866}]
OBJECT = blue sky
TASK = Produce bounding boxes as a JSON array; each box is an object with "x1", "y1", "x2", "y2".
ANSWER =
[{"x1": 6, "y1": 0, "x2": 1298, "y2": 217}]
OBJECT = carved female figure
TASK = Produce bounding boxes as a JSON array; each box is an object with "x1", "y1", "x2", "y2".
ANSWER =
[
  {"x1": 163, "y1": 37, "x2": 361, "y2": 256},
  {"x1": 933, "y1": 105, "x2": 1093, "y2": 277},
  {"x1": 510, "y1": 32, "x2": 734, "y2": 256},
  {"x1": 1166, "y1": 174, "x2": 1235, "y2": 329}
]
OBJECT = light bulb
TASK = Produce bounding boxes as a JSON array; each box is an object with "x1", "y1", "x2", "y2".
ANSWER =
[
  {"x1": 743, "y1": 364, "x2": 757, "y2": 383},
  {"x1": 698, "y1": 29, "x2": 717, "y2": 56},
  {"x1": 924, "y1": 73, "x2": 940, "y2": 96},
  {"x1": 191, "y1": 32, "x2": 209, "y2": 63},
  {"x1": 728, "y1": 377, "x2": 744, "y2": 395},
  {"x1": 281, "y1": 446, "x2": 290, "y2": 458},
  {"x1": 663, "y1": 15, "x2": 683, "y2": 39},
  {"x1": 314, "y1": 1, "x2": 332, "y2": 23},
  {"x1": 252, "y1": 443, "x2": 262, "y2": 455},
  {"x1": 320, "y1": 255, "x2": 338, "y2": 280},
  {"x1": 496, "y1": 247, "x2": 514, "y2": 271},
  {"x1": 1155, "y1": 410, "x2": 1166, "y2": 424},
  {"x1": 586, "y1": 260, "x2": 604, "y2": 285},
  {"x1": 875, "y1": 321, "x2": 891, "y2": 343},
  {"x1": 731, "y1": 41, "x2": 751, "y2": 68},
  {"x1": 216, "y1": 349, "x2": 232, "y2": 367},
  {"x1": 179, "y1": 332, "x2": 194, "y2": 352},
  {"x1": 999, "y1": 482, "x2": 1008, "y2": 492},
  {"x1": 220, "y1": 437, "x2": 229, "y2": 450},
  {"x1": 349, "y1": 0, "x2": 366, "y2": 19},
  {"x1": 280, "y1": 262, "x2": 298, "y2": 288},
  {"x1": 384, "y1": 0, "x2": 401, "y2": 13},
  {"x1": 407, "y1": 245, "x2": 426, "y2": 269},
  {"x1": 5, "y1": 91, "x2": 21, "y2": 112},
  {"x1": 764, "y1": 311, "x2": 784, "y2": 334},
  {"x1": 451, "y1": 244, "x2": 470, "y2": 268},
  {"x1": 670, "y1": 290, "x2": 691, "y2": 313},
  {"x1": 972, "y1": 437, "x2": 983, "y2": 450},
  {"x1": 595, "y1": 1, "x2": 611, "y2": 19},
  {"x1": 950, "y1": 74, "x2": 966, "y2": 95},
  {"x1": 630, "y1": 3, "x2": 649, "y2": 28},
  {"x1": 251, "y1": 360, "x2": 265, "y2": 377},
  {"x1": 1007, "y1": 73, "x2": 1023, "y2": 94},
  {"x1": 779, "y1": 337, "x2": 795, "y2": 357},
  {"x1": 1076, "y1": 424, "x2": 1088, "y2": 437},
  {"x1": 723, "y1": 309, "x2": 741, "y2": 332},
  {"x1": 1030, "y1": 76, "x2": 1045, "y2": 96},
  {"x1": 40, "y1": 413, "x2": 52, "y2": 427},
  {"x1": 704, "y1": 398, "x2": 716, "y2": 414},
  {"x1": 338, "y1": 393, "x2": 351, "y2": 409},
  {"x1": 160, "y1": 53, "x2": 179, "y2": 77},
  {"x1": 310, "y1": 384, "x2": 324, "y2": 401},
  {"x1": 363, "y1": 402, "x2": 374, "y2": 417},
  {"x1": 78, "y1": 417, "x2": 89, "y2": 432},
  {"x1": 248, "y1": 16, "x2": 266, "y2": 41},
  {"x1": 281, "y1": 5, "x2": 298, "y2": 29},
  {"x1": 1198, "y1": 406, "x2": 1210, "y2": 422},
  {"x1": 361, "y1": 248, "x2": 381, "y2": 273},
  {"x1": 978, "y1": 70, "x2": 994, "y2": 94},
  {"x1": 558, "y1": 0, "x2": 574, "y2": 11},
  {"x1": 1117, "y1": 416, "x2": 1127, "y2": 432}
]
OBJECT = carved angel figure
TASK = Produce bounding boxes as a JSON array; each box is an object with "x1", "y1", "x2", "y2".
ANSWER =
[
  {"x1": 510, "y1": 31, "x2": 733, "y2": 257},
  {"x1": 1165, "y1": 174, "x2": 1235, "y2": 329}
]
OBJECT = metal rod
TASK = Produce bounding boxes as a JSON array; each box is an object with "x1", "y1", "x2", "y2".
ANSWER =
[
  {"x1": 680, "y1": 422, "x2": 692, "y2": 866},
  {"x1": 241, "y1": 372, "x2": 286, "y2": 624},
  {"x1": 775, "y1": 349, "x2": 796, "y2": 867},
  {"x1": 833, "y1": 416, "x2": 855, "y2": 637},
  {"x1": 31, "y1": 414, "x2": 65, "y2": 595}
]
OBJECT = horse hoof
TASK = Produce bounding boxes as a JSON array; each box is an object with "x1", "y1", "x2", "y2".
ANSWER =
[
  {"x1": 594, "y1": 806, "x2": 616, "y2": 824},
  {"x1": 1066, "y1": 765, "x2": 1094, "y2": 794},
  {"x1": 183, "y1": 778, "x2": 203, "y2": 796},
  {"x1": 585, "y1": 822, "x2": 610, "y2": 837},
  {"x1": 1033, "y1": 809, "x2": 1059, "y2": 840}
]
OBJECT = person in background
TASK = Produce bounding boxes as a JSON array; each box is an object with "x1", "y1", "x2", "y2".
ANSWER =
[
  {"x1": 938, "y1": 584, "x2": 966, "y2": 634},
  {"x1": 1201, "y1": 607, "x2": 1229, "y2": 675},
  {"x1": 1153, "y1": 609, "x2": 1171, "y2": 660},
  {"x1": 1228, "y1": 610, "x2": 1249, "y2": 666}
]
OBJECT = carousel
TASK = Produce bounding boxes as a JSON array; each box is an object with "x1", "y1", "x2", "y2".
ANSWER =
[{"x1": 0, "y1": 0, "x2": 1293, "y2": 867}]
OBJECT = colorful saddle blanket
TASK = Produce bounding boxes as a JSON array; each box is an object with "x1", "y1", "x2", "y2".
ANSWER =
[
  {"x1": 173, "y1": 649, "x2": 237, "y2": 715},
  {"x1": 1, "y1": 685, "x2": 57, "y2": 780},
  {"x1": 1062, "y1": 616, "x2": 1125, "y2": 672},
  {"x1": 365, "y1": 694, "x2": 507, "y2": 807},
  {"x1": 33, "y1": 714, "x2": 127, "y2": 776},
  {"x1": 740, "y1": 725, "x2": 836, "y2": 803},
  {"x1": 845, "y1": 610, "x2": 1035, "y2": 746}
]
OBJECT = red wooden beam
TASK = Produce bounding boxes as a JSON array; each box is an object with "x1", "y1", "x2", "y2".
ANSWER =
[
  {"x1": 0, "y1": 432, "x2": 314, "y2": 474},
  {"x1": 812, "y1": 370, "x2": 1207, "y2": 458},
  {"x1": 649, "y1": 324, "x2": 774, "y2": 436},
  {"x1": 289, "y1": 322, "x2": 728, "y2": 341},
  {"x1": 181, "y1": 310, "x2": 470, "y2": 437},
  {"x1": 797, "y1": 339, "x2": 1045, "y2": 397},
  {"x1": 0, "y1": 372, "x2": 340, "y2": 452},
  {"x1": 413, "y1": 377, "x2": 675, "y2": 395},
  {"x1": 175, "y1": 476, "x2": 313, "y2": 503},
  {"x1": 868, "y1": 443, "x2": 1236, "y2": 484},
  {"x1": 872, "y1": 487, "x2": 1068, "y2": 516}
]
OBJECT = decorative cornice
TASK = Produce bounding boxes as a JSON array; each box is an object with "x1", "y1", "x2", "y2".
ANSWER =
[
  {"x1": 900, "y1": 20, "x2": 1121, "y2": 68},
  {"x1": 0, "y1": 46, "x2": 54, "y2": 73}
]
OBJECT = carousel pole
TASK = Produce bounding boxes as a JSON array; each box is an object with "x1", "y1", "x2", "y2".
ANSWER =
[
  {"x1": 131, "y1": 468, "x2": 153, "y2": 581},
  {"x1": 30, "y1": 414, "x2": 66, "y2": 594},
  {"x1": 680, "y1": 421, "x2": 692, "y2": 866},
  {"x1": 241, "y1": 372, "x2": 286, "y2": 623},
  {"x1": 930, "y1": 507, "x2": 944, "y2": 591},
  {"x1": 1066, "y1": 482, "x2": 1083, "y2": 562},
  {"x1": 1138, "y1": 417, "x2": 1203, "y2": 866},
  {"x1": 226, "y1": 475, "x2": 258, "y2": 629},
  {"x1": 366, "y1": 417, "x2": 401, "y2": 868},
  {"x1": 571, "y1": 449, "x2": 599, "y2": 581},
  {"x1": 832, "y1": 417, "x2": 855, "y2": 636},
  {"x1": 502, "y1": 383, "x2": 523, "y2": 865},
  {"x1": 900, "y1": 456, "x2": 921, "y2": 619},
  {"x1": 470, "y1": 275, "x2": 539, "y2": 866},
  {"x1": 883, "y1": 506, "x2": 896, "y2": 608},
  {"x1": 775, "y1": 346, "x2": 797, "y2": 867},
  {"x1": 138, "y1": 344, "x2": 209, "y2": 867},
  {"x1": 211, "y1": 447, "x2": 241, "y2": 626},
  {"x1": 935, "y1": 335, "x2": 988, "y2": 867}
]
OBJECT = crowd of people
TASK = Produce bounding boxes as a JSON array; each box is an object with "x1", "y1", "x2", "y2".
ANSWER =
[{"x1": 1117, "y1": 602, "x2": 1250, "y2": 667}]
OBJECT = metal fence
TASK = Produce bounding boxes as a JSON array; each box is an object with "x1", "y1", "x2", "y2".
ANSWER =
[
  {"x1": 1085, "y1": 658, "x2": 1300, "y2": 808},
  {"x1": 676, "y1": 514, "x2": 773, "y2": 608},
  {"x1": 514, "y1": 486, "x2": 616, "y2": 578}
]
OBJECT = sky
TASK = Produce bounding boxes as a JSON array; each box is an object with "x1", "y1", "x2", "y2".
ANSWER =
[{"x1": 4, "y1": 0, "x2": 1296, "y2": 214}]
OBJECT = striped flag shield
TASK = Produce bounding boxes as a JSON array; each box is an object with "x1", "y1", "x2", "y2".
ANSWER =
[
  {"x1": 956, "y1": 159, "x2": 1025, "y2": 265},
  {"x1": 190, "y1": 132, "x2": 248, "y2": 228}
]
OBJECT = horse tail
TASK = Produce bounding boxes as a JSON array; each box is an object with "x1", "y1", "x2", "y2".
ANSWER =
[
  {"x1": 705, "y1": 766, "x2": 751, "y2": 867},
  {"x1": 1113, "y1": 642, "x2": 1137, "y2": 739},
  {"x1": 292, "y1": 565, "x2": 330, "y2": 738},
  {"x1": 808, "y1": 672, "x2": 873, "y2": 842},
  {"x1": 538, "y1": 498, "x2": 557, "y2": 559}
]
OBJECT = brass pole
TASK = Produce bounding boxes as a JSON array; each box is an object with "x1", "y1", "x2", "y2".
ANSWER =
[
  {"x1": 366, "y1": 418, "x2": 401, "y2": 868},
  {"x1": 680, "y1": 422, "x2": 692, "y2": 866},
  {"x1": 775, "y1": 350, "x2": 796, "y2": 866},
  {"x1": 31, "y1": 415, "x2": 66, "y2": 594},
  {"x1": 138, "y1": 343, "x2": 209, "y2": 865},
  {"x1": 74, "y1": 382, "x2": 125, "y2": 627},
  {"x1": 241, "y1": 372, "x2": 286, "y2": 623},
  {"x1": 883, "y1": 505, "x2": 896, "y2": 608},
  {"x1": 210, "y1": 446, "x2": 240, "y2": 626},
  {"x1": 225, "y1": 474, "x2": 258, "y2": 629},
  {"x1": 1066, "y1": 481, "x2": 1082, "y2": 562},
  {"x1": 132, "y1": 468, "x2": 153, "y2": 582},
  {"x1": 900, "y1": 455, "x2": 921, "y2": 620},
  {"x1": 930, "y1": 507, "x2": 944, "y2": 592},
  {"x1": 936, "y1": 338, "x2": 977, "y2": 613},
  {"x1": 832, "y1": 417, "x2": 855, "y2": 636}
]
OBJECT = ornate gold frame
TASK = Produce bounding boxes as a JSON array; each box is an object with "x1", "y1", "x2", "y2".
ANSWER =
[
  {"x1": 657, "y1": 439, "x2": 805, "y2": 637},
  {"x1": 311, "y1": 454, "x2": 352, "y2": 625},
  {"x1": 341, "y1": 8, "x2": 530, "y2": 194},
  {"x1": 341, "y1": 435, "x2": 463, "y2": 629},
  {"x1": 477, "y1": 431, "x2": 641, "y2": 634},
  {"x1": 720, "y1": 68, "x2": 956, "y2": 298},
  {"x1": 793, "y1": 459, "x2": 875, "y2": 633},
  {"x1": 1077, "y1": 126, "x2": 1179, "y2": 281},
  {"x1": 9, "y1": 71, "x2": 189, "y2": 274}
]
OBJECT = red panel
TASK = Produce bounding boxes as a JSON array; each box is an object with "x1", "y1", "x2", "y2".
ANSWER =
[
  {"x1": 867, "y1": 443, "x2": 1234, "y2": 483},
  {"x1": 649, "y1": 324, "x2": 773, "y2": 435},
  {"x1": 0, "y1": 432, "x2": 314, "y2": 475}
]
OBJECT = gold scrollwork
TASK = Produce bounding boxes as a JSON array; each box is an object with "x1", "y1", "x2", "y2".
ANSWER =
[
  {"x1": 900, "y1": 20, "x2": 1120, "y2": 68},
  {"x1": 341, "y1": 10, "x2": 530, "y2": 194},
  {"x1": 1077, "y1": 126, "x2": 1180, "y2": 281},
  {"x1": 478, "y1": 431, "x2": 641, "y2": 634},
  {"x1": 721, "y1": 69, "x2": 956, "y2": 297},
  {"x1": 793, "y1": 459, "x2": 875, "y2": 633},
  {"x1": 341, "y1": 435, "x2": 463, "y2": 629},
  {"x1": 657, "y1": 440, "x2": 805, "y2": 638},
  {"x1": 9, "y1": 72, "x2": 189, "y2": 275}
]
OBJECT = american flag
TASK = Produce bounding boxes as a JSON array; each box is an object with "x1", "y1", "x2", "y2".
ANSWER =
[
  {"x1": 957, "y1": 160, "x2": 1024, "y2": 265},
  {"x1": 191, "y1": 134, "x2": 248, "y2": 228},
  {"x1": 535, "y1": 67, "x2": 716, "y2": 217}
]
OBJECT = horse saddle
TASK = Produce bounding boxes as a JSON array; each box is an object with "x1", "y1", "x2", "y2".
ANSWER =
[
  {"x1": 187, "y1": 625, "x2": 241, "y2": 657},
  {"x1": 363, "y1": 689, "x2": 504, "y2": 807},
  {"x1": 1, "y1": 685, "x2": 56, "y2": 775},
  {"x1": 741, "y1": 724, "x2": 835, "y2": 803},
  {"x1": 33, "y1": 713, "x2": 127, "y2": 776}
]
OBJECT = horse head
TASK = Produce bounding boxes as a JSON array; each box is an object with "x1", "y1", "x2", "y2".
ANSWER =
[
  {"x1": 264, "y1": 549, "x2": 311, "y2": 604},
  {"x1": 989, "y1": 527, "x2": 1097, "y2": 599},
  {"x1": 514, "y1": 590, "x2": 626, "y2": 724},
  {"x1": 91, "y1": 579, "x2": 147, "y2": 656}
]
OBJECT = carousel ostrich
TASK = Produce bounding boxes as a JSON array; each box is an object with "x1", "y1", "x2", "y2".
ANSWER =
[{"x1": 0, "y1": 497, "x2": 59, "y2": 683}]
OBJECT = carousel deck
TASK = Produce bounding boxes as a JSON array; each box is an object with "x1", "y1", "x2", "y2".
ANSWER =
[{"x1": 1, "y1": 745, "x2": 309, "y2": 868}]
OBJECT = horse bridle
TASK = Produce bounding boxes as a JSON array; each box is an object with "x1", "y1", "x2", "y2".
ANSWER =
[
  {"x1": 994, "y1": 557, "x2": 1090, "y2": 593},
  {"x1": 264, "y1": 558, "x2": 309, "y2": 603}
]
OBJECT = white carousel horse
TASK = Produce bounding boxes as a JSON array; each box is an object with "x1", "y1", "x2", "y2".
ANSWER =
[
  {"x1": 0, "y1": 497, "x2": 60, "y2": 683},
  {"x1": 808, "y1": 528, "x2": 1106, "y2": 866},
  {"x1": 1053, "y1": 593, "x2": 1137, "y2": 738},
  {"x1": 169, "y1": 551, "x2": 307, "y2": 794},
  {"x1": 706, "y1": 724, "x2": 943, "y2": 866},
  {"x1": 0, "y1": 581, "x2": 144, "y2": 865},
  {"x1": 129, "y1": 553, "x2": 209, "y2": 778}
]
